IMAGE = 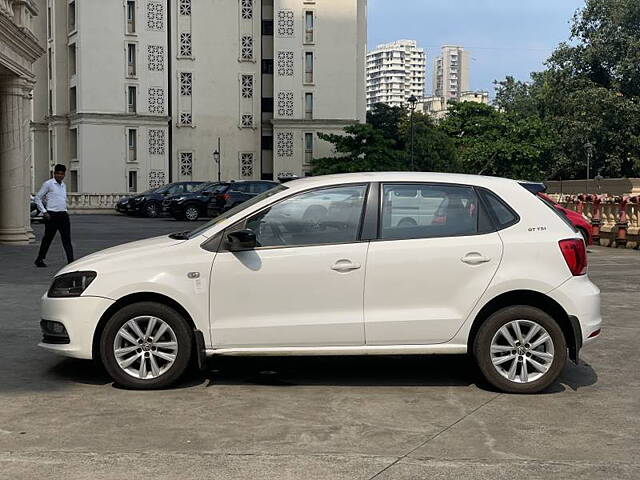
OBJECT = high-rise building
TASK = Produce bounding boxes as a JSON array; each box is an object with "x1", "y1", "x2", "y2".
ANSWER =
[
  {"x1": 433, "y1": 45, "x2": 469, "y2": 103},
  {"x1": 366, "y1": 40, "x2": 425, "y2": 110},
  {"x1": 33, "y1": 0, "x2": 367, "y2": 193}
]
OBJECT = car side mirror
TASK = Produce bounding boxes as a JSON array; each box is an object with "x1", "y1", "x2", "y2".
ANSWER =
[{"x1": 225, "y1": 229, "x2": 257, "y2": 251}]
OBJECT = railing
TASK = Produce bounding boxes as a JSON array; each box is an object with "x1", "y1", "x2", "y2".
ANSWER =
[
  {"x1": 67, "y1": 193, "x2": 129, "y2": 214},
  {"x1": 549, "y1": 194, "x2": 640, "y2": 248}
]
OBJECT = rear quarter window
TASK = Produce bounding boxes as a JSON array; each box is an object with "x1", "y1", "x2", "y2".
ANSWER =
[{"x1": 480, "y1": 190, "x2": 519, "y2": 229}]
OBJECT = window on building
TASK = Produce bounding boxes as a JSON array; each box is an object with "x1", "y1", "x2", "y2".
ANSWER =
[
  {"x1": 127, "y1": 86, "x2": 137, "y2": 113},
  {"x1": 48, "y1": 49, "x2": 52, "y2": 80},
  {"x1": 70, "y1": 128, "x2": 77, "y2": 159},
  {"x1": 68, "y1": 1, "x2": 76, "y2": 33},
  {"x1": 304, "y1": 133, "x2": 313, "y2": 164},
  {"x1": 69, "y1": 170, "x2": 78, "y2": 192},
  {"x1": 262, "y1": 20, "x2": 273, "y2": 35},
  {"x1": 68, "y1": 44, "x2": 76, "y2": 76},
  {"x1": 305, "y1": 93, "x2": 313, "y2": 120},
  {"x1": 261, "y1": 97, "x2": 274, "y2": 113},
  {"x1": 127, "y1": 129, "x2": 137, "y2": 161},
  {"x1": 304, "y1": 52, "x2": 314, "y2": 84},
  {"x1": 48, "y1": 89, "x2": 53, "y2": 115},
  {"x1": 49, "y1": 131, "x2": 54, "y2": 164},
  {"x1": 69, "y1": 86, "x2": 77, "y2": 112},
  {"x1": 128, "y1": 170, "x2": 138, "y2": 193},
  {"x1": 126, "y1": 0, "x2": 136, "y2": 33},
  {"x1": 127, "y1": 43, "x2": 136, "y2": 76},
  {"x1": 304, "y1": 11, "x2": 314, "y2": 43},
  {"x1": 261, "y1": 135, "x2": 273, "y2": 150},
  {"x1": 47, "y1": 5, "x2": 52, "y2": 39},
  {"x1": 262, "y1": 59, "x2": 273, "y2": 75}
]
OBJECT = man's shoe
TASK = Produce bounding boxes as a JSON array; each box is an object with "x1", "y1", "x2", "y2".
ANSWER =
[{"x1": 35, "y1": 259, "x2": 47, "y2": 268}]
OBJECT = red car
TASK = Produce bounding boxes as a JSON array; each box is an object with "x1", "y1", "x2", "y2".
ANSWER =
[{"x1": 538, "y1": 193, "x2": 592, "y2": 245}]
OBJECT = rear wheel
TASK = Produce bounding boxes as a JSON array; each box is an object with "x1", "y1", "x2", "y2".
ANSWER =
[
  {"x1": 100, "y1": 302, "x2": 193, "y2": 389},
  {"x1": 473, "y1": 306, "x2": 566, "y2": 394}
]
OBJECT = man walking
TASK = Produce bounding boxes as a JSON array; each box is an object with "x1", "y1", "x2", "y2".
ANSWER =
[{"x1": 34, "y1": 164, "x2": 74, "y2": 267}]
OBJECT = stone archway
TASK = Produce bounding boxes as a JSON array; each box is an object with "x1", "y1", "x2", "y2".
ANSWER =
[{"x1": 0, "y1": 0, "x2": 44, "y2": 244}]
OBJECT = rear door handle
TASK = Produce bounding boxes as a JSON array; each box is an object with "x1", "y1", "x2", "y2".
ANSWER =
[
  {"x1": 461, "y1": 253, "x2": 491, "y2": 265},
  {"x1": 331, "y1": 260, "x2": 361, "y2": 272}
]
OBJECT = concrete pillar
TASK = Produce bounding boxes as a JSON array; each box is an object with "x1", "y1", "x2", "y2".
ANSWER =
[{"x1": 0, "y1": 75, "x2": 34, "y2": 244}]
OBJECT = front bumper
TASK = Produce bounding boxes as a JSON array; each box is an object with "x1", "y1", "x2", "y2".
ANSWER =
[
  {"x1": 39, "y1": 294, "x2": 115, "y2": 360},
  {"x1": 547, "y1": 274, "x2": 602, "y2": 345}
]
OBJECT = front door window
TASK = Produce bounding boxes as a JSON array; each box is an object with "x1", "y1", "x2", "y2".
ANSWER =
[{"x1": 244, "y1": 185, "x2": 368, "y2": 248}]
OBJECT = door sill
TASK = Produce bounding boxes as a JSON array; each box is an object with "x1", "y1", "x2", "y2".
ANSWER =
[{"x1": 205, "y1": 344, "x2": 467, "y2": 357}]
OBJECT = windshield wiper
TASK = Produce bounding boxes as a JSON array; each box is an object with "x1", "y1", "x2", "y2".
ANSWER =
[{"x1": 169, "y1": 231, "x2": 190, "y2": 240}]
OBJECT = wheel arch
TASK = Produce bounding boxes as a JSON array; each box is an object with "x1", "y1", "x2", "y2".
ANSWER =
[
  {"x1": 92, "y1": 292, "x2": 196, "y2": 360},
  {"x1": 467, "y1": 289, "x2": 581, "y2": 361}
]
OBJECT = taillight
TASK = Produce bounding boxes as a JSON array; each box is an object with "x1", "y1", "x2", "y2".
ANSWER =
[
  {"x1": 559, "y1": 238, "x2": 587, "y2": 276},
  {"x1": 216, "y1": 193, "x2": 230, "y2": 201}
]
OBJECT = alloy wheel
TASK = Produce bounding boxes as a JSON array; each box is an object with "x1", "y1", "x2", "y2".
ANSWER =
[
  {"x1": 490, "y1": 319, "x2": 555, "y2": 384},
  {"x1": 185, "y1": 206, "x2": 199, "y2": 221},
  {"x1": 113, "y1": 316, "x2": 178, "y2": 380}
]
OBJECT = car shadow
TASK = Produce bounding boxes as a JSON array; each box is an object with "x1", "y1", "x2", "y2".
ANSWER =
[
  {"x1": 40, "y1": 355, "x2": 598, "y2": 394},
  {"x1": 196, "y1": 355, "x2": 598, "y2": 394}
]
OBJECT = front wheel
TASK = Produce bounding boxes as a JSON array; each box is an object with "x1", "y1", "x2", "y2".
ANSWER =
[
  {"x1": 184, "y1": 205, "x2": 200, "y2": 221},
  {"x1": 144, "y1": 202, "x2": 160, "y2": 218},
  {"x1": 473, "y1": 306, "x2": 567, "y2": 394},
  {"x1": 100, "y1": 302, "x2": 193, "y2": 389}
]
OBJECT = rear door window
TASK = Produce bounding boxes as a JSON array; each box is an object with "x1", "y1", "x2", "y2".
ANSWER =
[{"x1": 380, "y1": 184, "x2": 481, "y2": 240}]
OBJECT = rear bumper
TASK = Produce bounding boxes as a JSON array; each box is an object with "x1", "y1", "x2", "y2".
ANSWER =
[
  {"x1": 547, "y1": 274, "x2": 602, "y2": 345},
  {"x1": 38, "y1": 294, "x2": 115, "y2": 360}
]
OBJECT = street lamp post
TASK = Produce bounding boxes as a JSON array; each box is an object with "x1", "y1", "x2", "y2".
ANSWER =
[
  {"x1": 584, "y1": 142, "x2": 593, "y2": 196},
  {"x1": 213, "y1": 137, "x2": 221, "y2": 182},
  {"x1": 408, "y1": 95, "x2": 418, "y2": 171}
]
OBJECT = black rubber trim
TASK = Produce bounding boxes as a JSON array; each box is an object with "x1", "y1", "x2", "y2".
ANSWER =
[
  {"x1": 360, "y1": 182, "x2": 379, "y2": 241},
  {"x1": 567, "y1": 315, "x2": 583, "y2": 364},
  {"x1": 194, "y1": 330, "x2": 207, "y2": 371}
]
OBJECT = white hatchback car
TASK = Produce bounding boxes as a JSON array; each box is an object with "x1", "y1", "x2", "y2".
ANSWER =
[{"x1": 40, "y1": 173, "x2": 602, "y2": 393}]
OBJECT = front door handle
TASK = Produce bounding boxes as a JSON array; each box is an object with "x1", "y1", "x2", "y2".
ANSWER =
[
  {"x1": 331, "y1": 260, "x2": 361, "y2": 273},
  {"x1": 461, "y1": 253, "x2": 491, "y2": 265}
]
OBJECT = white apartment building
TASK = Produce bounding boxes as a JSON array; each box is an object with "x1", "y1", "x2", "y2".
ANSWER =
[
  {"x1": 433, "y1": 45, "x2": 469, "y2": 104},
  {"x1": 420, "y1": 90, "x2": 490, "y2": 120},
  {"x1": 33, "y1": 0, "x2": 367, "y2": 193},
  {"x1": 366, "y1": 39, "x2": 425, "y2": 110}
]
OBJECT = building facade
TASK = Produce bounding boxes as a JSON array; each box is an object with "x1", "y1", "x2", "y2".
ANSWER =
[
  {"x1": 0, "y1": 0, "x2": 45, "y2": 244},
  {"x1": 433, "y1": 45, "x2": 469, "y2": 104},
  {"x1": 366, "y1": 39, "x2": 425, "y2": 110},
  {"x1": 421, "y1": 90, "x2": 489, "y2": 120},
  {"x1": 33, "y1": 0, "x2": 367, "y2": 193}
]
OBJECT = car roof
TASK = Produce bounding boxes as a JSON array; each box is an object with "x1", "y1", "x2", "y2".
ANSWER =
[{"x1": 282, "y1": 172, "x2": 523, "y2": 191}]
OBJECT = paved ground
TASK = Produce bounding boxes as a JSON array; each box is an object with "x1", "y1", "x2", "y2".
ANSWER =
[{"x1": 0, "y1": 215, "x2": 638, "y2": 479}]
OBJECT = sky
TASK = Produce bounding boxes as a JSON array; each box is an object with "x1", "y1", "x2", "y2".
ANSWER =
[{"x1": 368, "y1": 0, "x2": 586, "y2": 96}]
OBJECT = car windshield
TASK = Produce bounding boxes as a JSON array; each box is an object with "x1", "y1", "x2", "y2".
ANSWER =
[
  {"x1": 154, "y1": 184, "x2": 172, "y2": 194},
  {"x1": 186, "y1": 184, "x2": 288, "y2": 239}
]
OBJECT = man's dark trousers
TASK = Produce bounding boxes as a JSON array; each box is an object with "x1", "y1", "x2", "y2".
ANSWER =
[{"x1": 37, "y1": 211, "x2": 74, "y2": 263}]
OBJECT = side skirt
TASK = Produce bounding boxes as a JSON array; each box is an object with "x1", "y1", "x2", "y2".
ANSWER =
[{"x1": 205, "y1": 344, "x2": 467, "y2": 357}]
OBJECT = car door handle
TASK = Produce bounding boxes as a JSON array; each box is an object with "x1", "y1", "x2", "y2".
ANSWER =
[
  {"x1": 461, "y1": 253, "x2": 491, "y2": 265},
  {"x1": 331, "y1": 260, "x2": 361, "y2": 272}
]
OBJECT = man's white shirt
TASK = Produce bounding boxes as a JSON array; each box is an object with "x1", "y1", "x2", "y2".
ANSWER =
[{"x1": 35, "y1": 178, "x2": 68, "y2": 213}]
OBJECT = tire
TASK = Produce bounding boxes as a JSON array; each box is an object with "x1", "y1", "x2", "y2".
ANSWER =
[
  {"x1": 100, "y1": 302, "x2": 193, "y2": 390},
  {"x1": 473, "y1": 306, "x2": 567, "y2": 394},
  {"x1": 398, "y1": 217, "x2": 418, "y2": 227},
  {"x1": 144, "y1": 202, "x2": 160, "y2": 218},
  {"x1": 184, "y1": 205, "x2": 200, "y2": 222}
]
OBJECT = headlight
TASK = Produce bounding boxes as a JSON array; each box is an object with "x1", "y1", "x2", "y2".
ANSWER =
[
  {"x1": 48, "y1": 271, "x2": 97, "y2": 298},
  {"x1": 175, "y1": 196, "x2": 186, "y2": 203},
  {"x1": 133, "y1": 197, "x2": 144, "y2": 202}
]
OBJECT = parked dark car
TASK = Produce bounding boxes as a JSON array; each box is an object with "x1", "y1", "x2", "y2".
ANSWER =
[
  {"x1": 207, "y1": 181, "x2": 280, "y2": 217},
  {"x1": 163, "y1": 182, "x2": 225, "y2": 221},
  {"x1": 127, "y1": 182, "x2": 206, "y2": 217},
  {"x1": 30, "y1": 195, "x2": 43, "y2": 222}
]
